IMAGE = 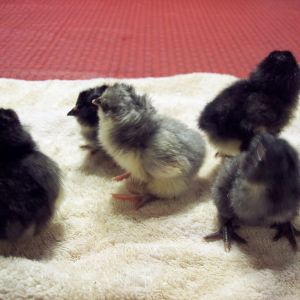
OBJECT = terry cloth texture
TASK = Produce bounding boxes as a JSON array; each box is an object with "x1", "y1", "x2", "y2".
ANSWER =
[{"x1": 0, "y1": 73, "x2": 300, "y2": 300}]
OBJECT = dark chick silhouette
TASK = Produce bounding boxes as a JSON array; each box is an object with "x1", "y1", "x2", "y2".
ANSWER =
[
  {"x1": 199, "y1": 51, "x2": 300, "y2": 156},
  {"x1": 205, "y1": 133, "x2": 300, "y2": 252},
  {"x1": 0, "y1": 109, "x2": 62, "y2": 241},
  {"x1": 68, "y1": 85, "x2": 108, "y2": 153}
]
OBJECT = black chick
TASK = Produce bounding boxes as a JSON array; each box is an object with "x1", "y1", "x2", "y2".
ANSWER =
[
  {"x1": 199, "y1": 50, "x2": 300, "y2": 156},
  {"x1": 67, "y1": 85, "x2": 108, "y2": 153},
  {"x1": 0, "y1": 108, "x2": 62, "y2": 241},
  {"x1": 205, "y1": 133, "x2": 300, "y2": 252}
]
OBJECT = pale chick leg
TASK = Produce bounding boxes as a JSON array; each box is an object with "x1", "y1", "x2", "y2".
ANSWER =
[
  {"x1": 112, "y1": 174, "x2": 153, "y2": 209},
  {"x1": 79, "y1": 144, "x2": 99, "y2": 155},
  {"x1": 113, "y1": 172, "x2": 131, "y2": 181},
  {"x1": 112, "y1": 193, "x2": 155, "y2": 210},
  {"x1": 112, "y1": 175, "x2": 190, "y2": 209}
]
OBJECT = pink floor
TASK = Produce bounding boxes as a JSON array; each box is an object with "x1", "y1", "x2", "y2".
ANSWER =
[{"x1": 0, "y1": 0, "x2": 299, "y2": 80}]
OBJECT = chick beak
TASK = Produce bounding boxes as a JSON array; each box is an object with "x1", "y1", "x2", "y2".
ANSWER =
[
  {"x1": 67, "y1": 107, "x2": 79, "y2": 116},
  {"x1": 92, "y1": 98, "x2": 100, "y2": 106}
]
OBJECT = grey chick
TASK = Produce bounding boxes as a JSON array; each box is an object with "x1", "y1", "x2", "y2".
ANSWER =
[
  {"x1": 67, "y1": 85, "x2": 108, "y2": 153},
  {"x1": 199, "y1": 50, "x2": 300, "y2": 156},
  {"x1": 92, "y1": 83, "x2": 206, "y2": 208},
  {"x1": 205, "y1": 133, "x2": 300, "y2": 252},
  {"x1": 0, "y1": 108, "x2": 62, "y2": 241}
]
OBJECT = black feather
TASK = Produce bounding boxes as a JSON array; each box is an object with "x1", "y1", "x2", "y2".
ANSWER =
[
  {"x1": 213, "y1": 133, "x2": 300, "y2": 226},
  {"x1": 0, "y1": 109, "x2": 61, "y2": 241},
  {"x1": 199, "y1": 50, "x2": 300, "y2": 153},
  {"x1": 68, "y1": 85, "x2": 108, "y2": 127}
]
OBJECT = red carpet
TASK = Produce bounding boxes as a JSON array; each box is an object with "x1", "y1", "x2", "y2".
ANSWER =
[{"x1": 0, "y1": 0, "x2": 299, "y2": 80}]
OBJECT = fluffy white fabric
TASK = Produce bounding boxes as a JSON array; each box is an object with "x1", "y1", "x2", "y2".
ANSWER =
[{"x1": 0, "y1": 73, "x2": 299, "y2": 300}]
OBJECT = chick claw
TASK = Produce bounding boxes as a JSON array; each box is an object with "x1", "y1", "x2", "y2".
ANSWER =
[
  {"x1": 113, "y1": 172, "x2": 131, "y2": 181},
  {"x1": 204, "y1": 221, "x2": 246, "y2": 252},
  {"x1": 271, "y1": 222, "x2": 300, "y2": 251}
]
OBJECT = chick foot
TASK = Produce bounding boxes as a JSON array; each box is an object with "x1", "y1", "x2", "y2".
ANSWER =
[
  {"x1": 80, "y1": 144, "x2": 93, "y2": 150},
  {"x1": 215, "y1": 152, "x2": 233, "y2": 159},
  {"x1": 271, "y1": 222, "x2": 300, "y2": 251},
  {"x1": 80, "y1": 144, "x2": 98, "y2": 155},
  {"x1": 112, "y1": 193, "x2": 154, "y2": 210},
  {"x1": 204, "y1": 219, "x2": 247, "y2": 252},
  {"x1": 113, "y1": 172, "x2": 131, "y2": 181}
]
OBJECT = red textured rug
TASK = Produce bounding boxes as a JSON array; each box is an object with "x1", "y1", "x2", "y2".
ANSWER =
[{"x1": 0, "y1": 0, "x2": 299, "y2": 80}]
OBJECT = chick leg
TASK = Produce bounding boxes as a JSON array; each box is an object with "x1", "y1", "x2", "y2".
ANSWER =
[
  {"x1": 113, "y1": 172, "x2": 131, "y2": 181},
  {"x1": 80, "y1": 144, "x2": 98, "y2": 155},
  {"x1": 271, "y1": 222, "x2": 300, "y2": 251},
  {"x1": 215, "y1": 152, "x2": 233, "y2": 159},
  {"x1": 204, "y1": 218, "x2": 246, "y2": 252},
  {"x1": 134, "y1": 194, "x2": 156, "y2": 210},
  {"x1": 80, "y1": 144, "x2": 94, "y2": 150},
  {"x1": 80, "y1": 144, "x2": 96, "y2": 151},
  {"x1": 112, "y1": 193, "x2": 155, "y2": 210}
]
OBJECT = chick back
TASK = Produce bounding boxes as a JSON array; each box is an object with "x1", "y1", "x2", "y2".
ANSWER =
[
  {"x1": 199, "y1": 79, "x2": 298, "y2": 151},
  {"x1": 143, "y1": 117, "x2": 206, "y2": 197},
  {"x1": 155, "y1": 117, "x2": 206, "y2": 176},
  {"x1": 213, "y1": 135, "x2": 300, "y2": 226}
]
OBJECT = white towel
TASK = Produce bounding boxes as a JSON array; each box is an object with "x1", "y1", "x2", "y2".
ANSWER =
[{"x1": 0, "y1": 73, "x2": 299, "y2": 300}]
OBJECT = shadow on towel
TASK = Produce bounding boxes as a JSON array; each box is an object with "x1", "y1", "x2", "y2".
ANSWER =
[
  {"x1": 80, "y1": 148, "x2": 122, "y2": 178},
  {"x1": 0, "y1": 221, "x2": 64, "y2": 260}
]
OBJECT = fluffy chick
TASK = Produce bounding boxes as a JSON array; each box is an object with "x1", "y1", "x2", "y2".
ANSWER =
[
  {"x1": 199, "y1": 50, "x2": 300, "y2": 156},
  {"x1": 67, "y1": 85, "x2": 108, "y2": 152},
  {"x1": 206, "y1": 133, "x2": 300, "y2": 252},
  {"x1": 0, "y1": 108, "x2": 62, "y2": 241},
  {"x1": 93, "y1": 83, "x2": 206, "y2": 208}
]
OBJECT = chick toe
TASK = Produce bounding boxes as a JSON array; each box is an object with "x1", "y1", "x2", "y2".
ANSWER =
[
  {"x1": 113, "y1": 172, "x2": 131, "y2": 181},
  {"x1": 272, "y1": 222, "x2": 299, "y2": 251},
  {"x1": 205, "y1": 220, "x2": 246, "y2": 252}
]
